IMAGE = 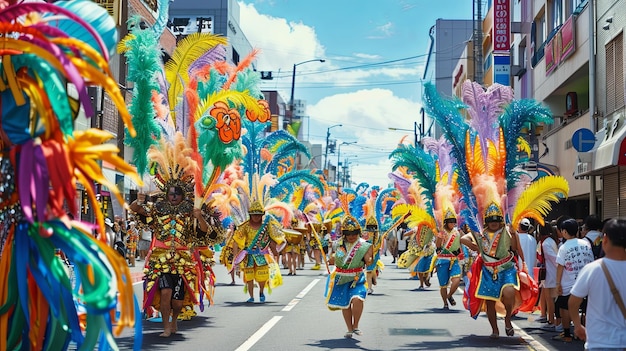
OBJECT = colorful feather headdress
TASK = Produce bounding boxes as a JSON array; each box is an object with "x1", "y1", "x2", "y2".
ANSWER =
[
  {"x1": 148, "y1": 132, "x2": 198, "y2": 197},
  {"x1": 1, "y1": 1, "x2": 142, "y2": 349},
  {"x1": 423, "y1": 80, "x2": 569, "y2": 230}
]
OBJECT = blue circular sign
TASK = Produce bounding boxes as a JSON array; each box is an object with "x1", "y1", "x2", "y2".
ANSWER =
[{"x1": 571, "y1": 128, "x2": 596, "y2": 152}]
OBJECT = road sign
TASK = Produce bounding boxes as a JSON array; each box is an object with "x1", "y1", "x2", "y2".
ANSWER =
[{"x1": 571, "y1": 128, "x2": 595, "y2": 152}]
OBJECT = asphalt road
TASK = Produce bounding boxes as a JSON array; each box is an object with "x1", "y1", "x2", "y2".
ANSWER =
[{"x1": 114, "y1": 253, "x2": 585, "y2": 351}]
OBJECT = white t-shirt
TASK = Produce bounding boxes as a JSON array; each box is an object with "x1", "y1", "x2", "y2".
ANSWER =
[
  {"x1": 556, "y1": 238, "x2": 594, "y2": 295},
  {"x1": 397, "y1": 229, "x2": 408, "y2": 251},
  {"x1": 570, "y1": 258, "x2": 626, "y2": 349},
  {"x1": 541, "y1": 237, "x2": 559, "y2": 288},
  {"x1": 141, "y1": 228, "x2": 152, "y2": 241},
  {"x1": 518, "y1": 232, "x2": 537, "y2": 278}
]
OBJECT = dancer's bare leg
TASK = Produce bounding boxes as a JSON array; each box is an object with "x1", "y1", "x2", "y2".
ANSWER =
[{"x1": 159, "y1": 288, "x2": 173, "y2": 337}]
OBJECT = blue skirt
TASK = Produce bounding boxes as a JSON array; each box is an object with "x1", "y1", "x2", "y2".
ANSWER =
[
  {"x1": 325, "y1": 272, "x2": 367, "y2": 310},
  {"x1": 476, "y1": 264, "x2": 519, "y2": 301}
]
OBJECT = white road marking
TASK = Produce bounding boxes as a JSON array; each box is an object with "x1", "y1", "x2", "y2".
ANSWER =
[
  {"x1": 296, "y1": 279, "x2": 320, "y2": 299},
  {"x1": 236, "y1": 279, "x2": 321, "y2": 350},
  {"x1": 512, "y1": 322, "x2": 552, "y2": 351},
  {"x1": 234, "y1": 316, "x2": 283, "y2": 351},
  {"x1": 281, "y1": 278, "x2": 320, "y2": 311},
  {"x1": 455, "y1": 287, "x2": 550, "y2": 351}
]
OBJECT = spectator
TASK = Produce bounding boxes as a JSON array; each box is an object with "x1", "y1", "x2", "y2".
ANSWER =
[
  {"x1": 569, "y1": 218, "x2": 626, "y2": 349},
  {"x1": 582, "y1": 214, "x2": 604, "y2": 259},
  {"x1": 137, "y1": 224, "x2": 152, "y2": 261},
  {"x1": 126, "y1": 221, "x2": 138, "y2": 267},
  {"x1": 553, "y1": 217, "x2": 594, "y2": 342},
  {"x1": 517, "y1": 218, "x2": 537, "y2": 279},
  {"x1": 536, "y1": 223, "x2": 559, "y2": 328}
]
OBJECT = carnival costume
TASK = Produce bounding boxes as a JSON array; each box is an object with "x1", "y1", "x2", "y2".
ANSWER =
[
  {"x1": 138, "y1": 134, "x2": 225, "y2": 314},
  {"x1": 232, "y1": 201, "x2": 285, "y2": 299},
  {"x1": 435, "y1": 210, "x2": 462, "y2": 288},
  {"x1": 420, "y1": 80, "x2": 569, "y2": 320},
  {"x1": 389, "y1": 135, "x2": 462, "y2": 290},
  {"x1": 0, "y1": 1, "x2": 144, "y2": 349},
  {"x1": 325, "y1": 216, "x2": 373, "y2": 310},
  {"x1": 364, "y1": 216, "x2": 382, "y2": 272},
  {"x1": 406, "y1": 224, "x2": 437, "y2": 280}
]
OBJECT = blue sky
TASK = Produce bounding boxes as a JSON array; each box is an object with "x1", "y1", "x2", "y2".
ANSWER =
[{"x1": 238, "y1": 0, "x2": 474, "y2": 187}]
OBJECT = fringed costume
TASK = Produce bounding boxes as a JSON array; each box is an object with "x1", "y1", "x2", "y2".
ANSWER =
[
  {"x1": 325, "y1": 215, "x2": 373, "y2": 311},
  {"x1": 136, "y1": 134, "x2": 226, "y2": 317},
  {"x1": 0, "y1": 1, "x2": 143, "y2": 349}
]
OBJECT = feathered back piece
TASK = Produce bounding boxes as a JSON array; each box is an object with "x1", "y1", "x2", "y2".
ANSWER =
[
  {"x1": 149, "y1": 132, "x2": 198, "y2": 196},
  {"x1": 0, "y1": 1, "x2": 143, "y2": 349}
]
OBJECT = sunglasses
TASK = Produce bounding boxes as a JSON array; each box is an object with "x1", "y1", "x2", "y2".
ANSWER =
[{"x1": 344, "y1": 231, "x2": 360, "y2": 236}]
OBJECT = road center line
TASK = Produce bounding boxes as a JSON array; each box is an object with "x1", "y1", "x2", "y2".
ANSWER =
[
  {"x1": 296, "y1": 279, "x2": 320, "y2": 298},
  {"x1": 234, "y1": 316, "x2": 283, "y2": 351},
  {"x1": 282, "y1": 278, "x2": 320, "y2": 312}
]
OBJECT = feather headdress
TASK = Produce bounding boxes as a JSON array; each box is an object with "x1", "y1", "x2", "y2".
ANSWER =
[{"x1": 0, "y1": 2, "x2": 142, "y2": 349}]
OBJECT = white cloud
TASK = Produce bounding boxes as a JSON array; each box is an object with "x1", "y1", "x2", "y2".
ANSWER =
[
  {"x1": 238, "y1": 3, "x2": 326, "y2": 72},
  {"x1": 308, "y1": 89, "x2": 421, "y2": 187},
  {"x1": 238, "y1": 2, "x2": 423, "y2": 188}
]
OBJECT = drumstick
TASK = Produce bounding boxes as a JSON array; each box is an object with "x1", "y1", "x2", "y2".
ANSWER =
[{"x1": 303, "y1": 213, "x2": 331, "y2": 274}]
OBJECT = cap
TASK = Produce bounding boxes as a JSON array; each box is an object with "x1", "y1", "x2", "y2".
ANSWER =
[
  {"x1": 105, "y1": 218, "x2": 114, "y2": 227},
  {"x1": 519, "y1": 218, "x2": 532, "y2": 230}
]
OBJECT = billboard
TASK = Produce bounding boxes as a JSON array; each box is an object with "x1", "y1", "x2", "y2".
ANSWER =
[{"x1": 493, "y1": 0, "x2": 511, "y2": 53}]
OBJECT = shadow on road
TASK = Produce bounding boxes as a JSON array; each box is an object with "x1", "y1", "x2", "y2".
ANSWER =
[
  {"x1": 396, "y1": 334, "x2": 528, "y2": 350},
  {"x1": 115, "y1": 316, "x2": 215, "y2": 349}
]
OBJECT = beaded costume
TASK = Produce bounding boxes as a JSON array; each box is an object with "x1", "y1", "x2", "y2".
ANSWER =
[
  {"x1": 138, "y1": 133, "x2": 225, "y2": 313},
  {"x1": 233, "y1": 201, "x2": 285, "y2": 287}
]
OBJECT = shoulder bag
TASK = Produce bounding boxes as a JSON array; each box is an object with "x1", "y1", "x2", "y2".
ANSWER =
[{"x1": 600, "y1": 259, "x2": 626, "y2": 319}]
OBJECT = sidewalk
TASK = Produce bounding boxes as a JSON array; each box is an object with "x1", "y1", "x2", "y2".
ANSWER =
[{"x1": 127, "y1": 261, "x2": 145, "y2": 283}]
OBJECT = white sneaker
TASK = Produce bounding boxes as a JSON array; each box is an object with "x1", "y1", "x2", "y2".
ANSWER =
[{"x1": 555, "y1": 324, "x2": 564, "y2": 332}]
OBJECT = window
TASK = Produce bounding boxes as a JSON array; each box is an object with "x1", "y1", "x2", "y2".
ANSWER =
[
  {"x1": 549, "y1": 0, "x2": 565, "y2": 30},
  {"x1": 232, "y1": 49, "x2": 240, "y2": 66},
  {"x1": 606, "y1": 33, "x2": 625, "y2": 114},
  {"x1": 142, "y1": 0, "x2": 158, "y2": 13}
]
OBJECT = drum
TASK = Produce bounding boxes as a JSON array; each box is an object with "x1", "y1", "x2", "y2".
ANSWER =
[{"x1": 283, "y1": 229, "x2": 303, "y2": 244}]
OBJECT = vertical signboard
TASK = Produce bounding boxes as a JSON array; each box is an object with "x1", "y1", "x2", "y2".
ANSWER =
[
  {"x1": 545, "y1": 38, "x2": 557, "y2": 76},
  {"x1": 493, "y1": 0, "x2": 510, "y2": 53},
  {"x1": 560, "y1": 15, "x2": 576, "y2": 61},
  {"x1": 494, "y1": 55, "x2": 510, "y2": 86}
]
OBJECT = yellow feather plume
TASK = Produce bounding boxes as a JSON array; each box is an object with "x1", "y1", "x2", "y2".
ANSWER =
[
  {"x1": 164, "y1": 33, "x2": 228, "y2": 123},
  {"x1": 511, "y1": 175, "x2": 569, "y2": 228},
  {"x1": 391, "y1": 204, "x2": 437, "y2": 232}
]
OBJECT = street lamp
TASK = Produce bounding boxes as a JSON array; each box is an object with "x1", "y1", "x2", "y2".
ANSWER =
[
  {"x1": 389, "y1": 121, "x2": 421, "y2": 146},
  {"x1": 289, "y1": 59, "x2": 325, "y2": 119},
  {"x1": 324, "y1": 124, "x2": 342, "y2": 175},
  {"x1": 337, "y1": 141, "x2": 357, "y2": 172}
]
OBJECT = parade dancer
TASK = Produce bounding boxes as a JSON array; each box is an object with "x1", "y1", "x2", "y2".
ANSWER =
[
  {"x1": 364, "y1": 216, "x2": 381, "y2": 294},
  {"x1": 130, "y1": 134, "x2": 225, "y2": 337},
  {"x1": 232, "y1": 201, "x2": 285, "y2": 303},
  {"x1": 435, "y1": 209, "x2": 463, "y2": 309},
  {"x1": 419, "y1": 80, "x2": 569, "y2": 338},
  {"x1": 326, "y1": 215, "x2": 374, "y2": 338}
]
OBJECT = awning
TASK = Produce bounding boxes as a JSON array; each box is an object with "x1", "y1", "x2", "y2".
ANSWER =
[
  {"x1": 575, "y1": 113, "x2": 626, "y2": 176},
  {"x1": 593, "y1": 121, "x2": 626, "y2": 169}
]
